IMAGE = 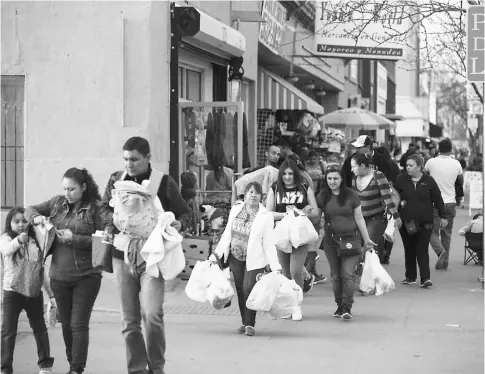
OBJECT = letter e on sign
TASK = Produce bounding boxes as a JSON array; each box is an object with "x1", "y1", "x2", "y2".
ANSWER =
[{"x1": 467, "y1": 5, "x2": 485, "y2": 82}]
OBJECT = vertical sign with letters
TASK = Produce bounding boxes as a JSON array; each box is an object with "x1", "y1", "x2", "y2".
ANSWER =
[{"x1": 467, "y1": 5, "x2": 485, "y2": 82}]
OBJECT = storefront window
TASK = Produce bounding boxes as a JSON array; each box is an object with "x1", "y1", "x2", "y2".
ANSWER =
[
  {"x1": 186, "y1": 69, "x2": 202, "y2": 101},
  {"x1": 178, "y1": 67, "x2": 202, "y2": 101}
]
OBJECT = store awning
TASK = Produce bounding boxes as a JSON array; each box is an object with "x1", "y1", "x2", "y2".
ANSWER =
[{"x1": 257, "y1": 67, "x2": 325, "y2": 115}]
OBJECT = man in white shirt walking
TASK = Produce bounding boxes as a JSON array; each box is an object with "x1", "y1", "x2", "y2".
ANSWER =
[{"x1": 425, "y1": 139, "x2": 463, "y2": 270}]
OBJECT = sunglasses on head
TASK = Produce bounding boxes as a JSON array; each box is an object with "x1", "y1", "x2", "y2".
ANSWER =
[{"x1": 326, "y1": 164, "x2": 341, "y2": 172}]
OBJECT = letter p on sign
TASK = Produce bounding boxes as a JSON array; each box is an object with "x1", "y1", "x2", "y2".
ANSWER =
[{"x1": 467, "y1": 5, "x2": 485, "y2": 82}]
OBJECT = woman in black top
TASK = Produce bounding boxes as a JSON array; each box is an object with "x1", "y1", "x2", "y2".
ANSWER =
[
  {"x1": 266, "y1": 159, "x2": 319, "y2": 321},
  {"x1": 394, "y1": 155, "x2": 447, "y2": 288}
]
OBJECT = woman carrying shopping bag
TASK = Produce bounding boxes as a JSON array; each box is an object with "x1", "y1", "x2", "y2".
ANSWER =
[
  {"x1": 350, "y1": 153, "x2": 402, "y2": 257},
  {"x1": 316, "y1": 165, "x2": 376, "y2": 320},
  {"x1": 25, "y1": 168, "x2": 103, "y2": 374},
  {"x1": 266, "y1": 158, "x2": 319, "y2": 321},
  {"x1": 210, "y1": 182, "x2": 281, "y2": 336},
  {"x1": 1, "y1": 207, "x2": 55, "y2": 374},
  {"x1": 394, "y1": 154, "x2": 447, "y2": 288}
]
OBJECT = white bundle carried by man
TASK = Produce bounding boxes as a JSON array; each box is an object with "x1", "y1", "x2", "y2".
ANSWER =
[
  {"x1": 110, "y1": 180, "x2": 161, "y2": 238},
  {"x1": 109, "y1": 176, "x2": 185, "y2": 280},
  {"x1": 185, "y1": 260, "x2": 234, "y2": 310},
  {"x1": 273, "y1": 209, "x2": 318, "y2": 253},
  {"x1": 360, "y1": 251, "x2": 395, "y2": 296}
]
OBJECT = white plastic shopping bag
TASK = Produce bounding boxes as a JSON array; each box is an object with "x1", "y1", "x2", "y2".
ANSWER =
[
  {"x1": 359, "y1": 251, "x2": 376, "y2": 295},
  {"x1": 246, "y1": 272, "x2": 281, "y2": 312},
  {"x1": 185, "y1": 260, "x2": 212, "y2": 303},
  {"x1": 289, "y1": 213, "x2": 319, "y2": 247},
  {"x1": 205, "y1": 265, "x2": 235, "y2": 310},
  {"x1": 360, "y1": 251, "x2": 395, "y2": 296},
  {"x1": 372, "y1": 255, "x2": 395, "y2": 296},
  {"x1": 384, "y1": 217, "x2": 395, "y2": 243},
  {"x1": 273, "y1": 211, "x2": 294, "y2": 253},
  {"x1": 270, "y1": 275, "x2": 303, "y2": 318}
]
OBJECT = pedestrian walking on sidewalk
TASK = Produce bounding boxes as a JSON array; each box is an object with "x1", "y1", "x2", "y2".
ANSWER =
[
  {"x1": 25, "y1": 168, "x2": 103, "y2": 374},
  {"x1": 424, "y1": 139, "x2": 463, "y2": 270},
  {"x1": 316, "y1": 165, "x2": 376, "y2": 320},
  {"x1": 266, "y1": 159, "x2": 320, "y2": 321},
  {"x1": 1, "y1": 207, "x2": 55, "y2": 374},
  {"x1": 350, "y1": 153, "x2": 402, "y2": 263},
  {"x1": 100, "y1": 137, "x2": 189, "y2": 374},
  {"x1": 394, "y1": 155, "x2": 447, "y2": 289},
  {"x1": 210, "y1": 182, "x2": 281, "y2": 336}
]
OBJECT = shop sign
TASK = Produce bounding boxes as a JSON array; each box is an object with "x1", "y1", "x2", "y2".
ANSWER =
[
  {"x1": 328, "y1": 142, "x2": 341, "y2": 153},
  {"x1": 467, "y1": 5, "x2": 485, "y2": 82},
  {"x1": 377, "y1": 62, "x2": 387, "y2": 100},
  {"x1": 259, "y1": 0, "x2": 287, "y2": 55},
  {"x1": 314, "y1": 1, "x2": 409, "y2": 60}
]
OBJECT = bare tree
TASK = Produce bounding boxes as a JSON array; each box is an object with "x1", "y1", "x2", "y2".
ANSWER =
[{"x1": 313, "y1": 0, "x2": 484, "y2": 103}]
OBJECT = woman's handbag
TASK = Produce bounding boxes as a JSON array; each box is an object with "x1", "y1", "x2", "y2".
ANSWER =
[
  {"x1": 10, "y1": 246, "x2": 44, "y2": 298},
  {"x1": 332, "y1": 231, "x2": 363, "y2": 257},
  {"x1": 404, "y1": 218, "x2": 419, "y2": 236},
  {"x1": 92, "y1": 231, "x2": 114, "y2": 273}
]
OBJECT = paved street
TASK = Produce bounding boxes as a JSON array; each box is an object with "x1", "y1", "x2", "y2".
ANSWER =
[{"x1": 13, "y1": 209, "x2": 484, "y2": 374}]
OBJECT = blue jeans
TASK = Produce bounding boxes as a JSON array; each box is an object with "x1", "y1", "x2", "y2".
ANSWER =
[
  {"x1": 323, "y1": 236, "x2": 361, "y2": 308},
  {"x1": 277, "y1": 244, "x2": 309, "y2": 289},
  {"x1": 430, "y1": 204, "x2": 456, "y2": 255},
  {"x1": 1, "y1": 291, "x2": 54, "y2": 374},
  {"x1": 50, "y1": 274, "x2": 101, "y2": 373},
  {"x1": 228, "y1": 254, "x2": 264, "y2": 327},
  {"x1": 113, "y1": 258, "x2": 165, "y2": 374}
]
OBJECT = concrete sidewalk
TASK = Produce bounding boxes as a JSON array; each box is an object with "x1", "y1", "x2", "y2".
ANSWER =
[{"x1": 13, "y1": 209, "x2": 484, "y2": 374}]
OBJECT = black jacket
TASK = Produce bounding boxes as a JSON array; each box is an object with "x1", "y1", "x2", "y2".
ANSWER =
[
  {"x1": 342, "y1": 150, "x2": 398, "y2": 187},
  {"x1": 394, "y1": 173, "x2": 446, "y2": 225}
]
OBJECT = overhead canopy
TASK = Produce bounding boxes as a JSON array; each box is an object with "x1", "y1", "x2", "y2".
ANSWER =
[
  {"x1": 319, "y1": 107, "x2": 395, "y2": 130},
  {"x1": 257, "y1": 67, "x2": 325, "y2": 115}
]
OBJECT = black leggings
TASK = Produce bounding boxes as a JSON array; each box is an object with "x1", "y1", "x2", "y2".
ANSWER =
[{"x1": 228, "y1": 254, "x2": 265, "y2": 327}]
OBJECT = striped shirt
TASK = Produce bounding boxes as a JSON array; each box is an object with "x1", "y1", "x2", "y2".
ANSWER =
[{"x1": 352, "y1": 171, "x2": 399, "y2": 219}]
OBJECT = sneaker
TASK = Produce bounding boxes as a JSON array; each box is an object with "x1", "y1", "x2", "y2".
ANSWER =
[
  {"x1": 435, "y1": 251, "x2": 448, "y2": 270},
  {"x1": 333, "y1": 306, "x2": 343, "y2": 318},
  {"x1": 302, "y1": 274, "x2": 315, "y2": 293},
  {"x1": 292, "y1": 306, "x2": 303, "y2": 321},
  {"x1": 39, "y1": 369, "x2": 53, "y2": 374},
  {"x1": 402, "y1": 278, "x2": 417, "y2": 285},
  {"x1": 420, "y1": 279, "x2": 433, "y2": 288},
  {"x1": 236, "y1": 325, "x2": 246, "y2": 334},
  {"x1": 312, "y1": 273, "x2": 327, "y2": 284},
  {"x1": 245, "y1": 326, "x2": 255, "y2": 336},
  {"x1": 341, "y1": 306, "x2": 352, "y2": 320}
]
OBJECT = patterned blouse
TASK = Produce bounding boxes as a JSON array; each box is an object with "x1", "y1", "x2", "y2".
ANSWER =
[{"x1": 230, "y1": 205, "x2": 259, "y2": 261}]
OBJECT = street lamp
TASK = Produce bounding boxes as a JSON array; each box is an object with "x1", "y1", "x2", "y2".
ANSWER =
[{"x1": 228, "y1": 56, "x2": 244, "y2": 102}]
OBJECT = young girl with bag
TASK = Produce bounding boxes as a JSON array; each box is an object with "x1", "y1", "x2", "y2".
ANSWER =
[
  {"x1": 1, "y1": 207, "x2": 55, "y2": 374},
  {"x1": 316, "y1": 165, "x2": 375, "y2": 320}
]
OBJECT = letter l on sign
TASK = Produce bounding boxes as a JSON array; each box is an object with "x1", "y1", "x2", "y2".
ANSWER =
[{"x1": 467, "y1": 5, "x2": 485, "y2": 82}]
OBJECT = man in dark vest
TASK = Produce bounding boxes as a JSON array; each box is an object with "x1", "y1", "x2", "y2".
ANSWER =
[{"x1": 100, "y1": 136, "x2": 189, "y2": 374}]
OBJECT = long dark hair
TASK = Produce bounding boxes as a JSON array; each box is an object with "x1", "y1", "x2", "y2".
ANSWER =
[
  {"x1": 63, "y1": 167, "x2": 101, "y2": 203},
  {"x1": 320, "y1": 166, "x2": 351, "y2": 209},
  {"x1": 276, "y1": 159, "x2": 306, "y2": 202},
  {"x1": 2, "y1": 206, "x2": 39, "y2": 264}
]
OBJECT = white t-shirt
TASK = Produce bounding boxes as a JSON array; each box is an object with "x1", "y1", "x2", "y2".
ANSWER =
[{"x1": 425, "y1": 155, "x2": 463, "y2": 204}]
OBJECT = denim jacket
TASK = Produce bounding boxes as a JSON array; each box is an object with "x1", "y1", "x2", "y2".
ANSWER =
[{"x1": 25, "y1": 195, "x2": 102, "y2": 270}]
